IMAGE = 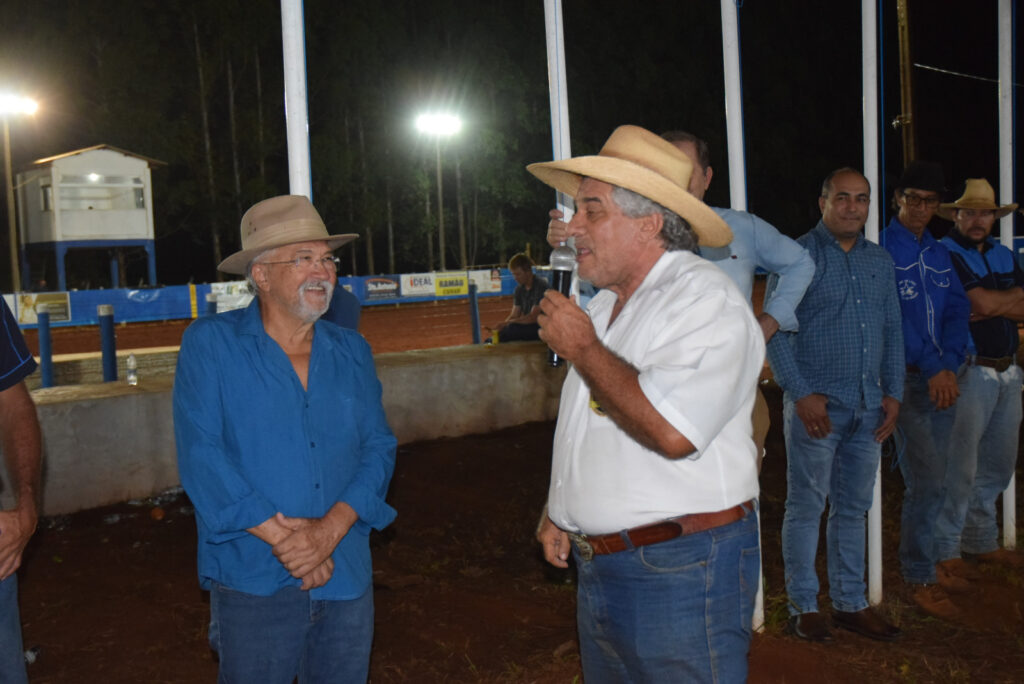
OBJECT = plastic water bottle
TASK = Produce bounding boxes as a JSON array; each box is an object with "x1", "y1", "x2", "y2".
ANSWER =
[{"x1": 126, "y1": 353, "x2": 138, "y2": 386}]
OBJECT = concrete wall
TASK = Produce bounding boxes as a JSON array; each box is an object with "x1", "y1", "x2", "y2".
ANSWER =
[{"x1": 1, "y1": 342, "x2": 566, "y2": 515}]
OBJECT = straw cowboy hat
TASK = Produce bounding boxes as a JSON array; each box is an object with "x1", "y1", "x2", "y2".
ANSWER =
[
  {"x1": 219, "y1": 195, "x2": 358, "y2": 274},
  {"x1": 937, "y1": 178, "x2": 1018, "y2": 222},
  {"x1": 526, "y1": 125, "x2": 732, "y2": 247}
]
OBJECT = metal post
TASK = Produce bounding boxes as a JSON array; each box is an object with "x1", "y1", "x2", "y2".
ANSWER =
[
  {"x1": 720, "y1": 0, "x2": 748, "y2": 211},
  {"x1": 543, "y1": 0, "x2": 574, "y2": 220},
  {"x1": 436, "y1": 139, "x2": 446, "y2": 271},
  {"x1": 468, "y1": 282, "x2": 481, "y2": 344},
  {"x1": 205, "y1": 292, "x2": 219, "y2": 316},
  {"x1": 280, "y1": 0, "x2": 313, "y2": 199},
  {"x1": 37, "y1": 305, "x2": 54, "y2": 388},
  {"x1": 98, "y1": 304, "x2": 117, "y2": 382},
  {"x1": 997, "y1": 0, "x2": 1016, "y2": 550}
]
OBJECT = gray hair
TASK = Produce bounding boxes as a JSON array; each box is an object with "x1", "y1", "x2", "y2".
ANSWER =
[
  {"x1": 245, "y1": 249, "x2": 273, "y2": 296},
  {"x1": 609, "y1": 185, "x2": 698, "y2": 252}
]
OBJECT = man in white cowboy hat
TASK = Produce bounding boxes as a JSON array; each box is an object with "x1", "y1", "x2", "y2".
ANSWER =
[
  {"x1": 173, "y1": 195, "x2": 397, "y2": 682},
  {"x1": 766, "y1": 168, "x2": 904, "y2": 643},
  {"x1": 530, "y1": 125, "x2": 764, "y2": 682},
  {"x1": 934, "y1": 178, "x2": 1024, "y2": 577},
  {"x1": 546, "y1": 129, "x2": 814, "y2": 466}
]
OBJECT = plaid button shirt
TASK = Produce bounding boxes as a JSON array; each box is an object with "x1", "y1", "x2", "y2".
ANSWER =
[{"x1": 766, "y1": 220, "x2": 905, "y2": 408}]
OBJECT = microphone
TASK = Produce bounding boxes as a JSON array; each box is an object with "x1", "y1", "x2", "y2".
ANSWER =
[{"x1": 547, "y1": 244, "x2": 577, "y2": 367}]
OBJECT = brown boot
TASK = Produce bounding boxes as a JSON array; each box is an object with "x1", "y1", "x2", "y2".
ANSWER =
[
  {"x1": 912, "y1": 584, "x2": 960, "y2": 621},
  {"x1": 937, "y1": 558, "x2": 982, "y2": 581},
  {"x1": 935, "y1": 563, "x2": 971, "y2": 593},
  {"x1": 963, "y1": 548, "x2": 1024, "y2": 568}
]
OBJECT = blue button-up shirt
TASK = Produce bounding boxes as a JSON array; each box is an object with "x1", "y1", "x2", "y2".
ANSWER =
[
  {"x1": 174, "y1": 300, "x2": 397, "y2": 599},
  {"x1": 881, "y1": 217, "x2": 969, "y2": 378},
  {"x1": 0, "y1": 298, "x2": 37, "y2": 391},
  {"x1": 701, "y1": 207, "x2": 815, "y2": 332},
  {"x1": 767, "y1": 220, "x2": 904, "y2": 408}
]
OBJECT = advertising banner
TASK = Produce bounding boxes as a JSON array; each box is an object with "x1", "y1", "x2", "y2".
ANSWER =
[
  {"x1": 434, "y1": 272, "x2": 468, "y2": 297},
  {"x1": 14, "y1": 292, "x2": 72, "y2": 324},
  {"x1": 210, "y1": 281, "x2": 254, "y2": 313},
  {"x1": 365, "y1": 276, "x2": 401, "y2": 301},
  {"x1": 468, "y1": 269, "x2": 503, "y2": 294},
  {"x1": 401, "y1": 272, "x2": 435, "y2": 297}
]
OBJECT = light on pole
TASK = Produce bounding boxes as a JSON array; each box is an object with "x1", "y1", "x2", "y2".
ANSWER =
[
  {"x1": 415, "y1": 113, "x2": 461, "y2": 271},
  {"x1": 1, "y1": 94, "x2": 38, "y2": 292}
]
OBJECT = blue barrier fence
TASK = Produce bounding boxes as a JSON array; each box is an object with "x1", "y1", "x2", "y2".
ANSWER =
[{"x1": 8, "y1": 269, "x2": 525, "y2": 329}]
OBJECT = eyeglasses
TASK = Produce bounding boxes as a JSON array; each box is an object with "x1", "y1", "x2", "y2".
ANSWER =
[
  {"x1": 260, "y1": 255, "x2": 341, "y2": 272},
  {"x1": 902, "y1": 192, "x2": 941, "y2": 209}
]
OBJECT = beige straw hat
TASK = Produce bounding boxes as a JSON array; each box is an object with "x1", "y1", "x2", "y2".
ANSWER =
[
  {"x1": 937, "y1": 178, "x2": 1018, "y2": 222},
  {"x1": 219, "y1": 195, "x2": 358, "y2": 274},
  {"x1": 526, "y1": 125, "x2": 731, "y2": 247}
]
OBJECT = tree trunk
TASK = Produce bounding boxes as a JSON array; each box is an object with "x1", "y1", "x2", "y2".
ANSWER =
[
  {"x1": 227, "y1": 58, "x2": 242, "y2": 234},
  {"x1": 497, "y1": 207, "x2": 506, "y2": 265},
  {"x1": 386, "y1": 176, "x2": 395, "y2": 274},
  {"x1": 456, "y1": 153, "x2": 467, "y2": 269},
  {"x1": 254, "y1": 47, "x2": 266, "y2": 182},
  {"x1": 193, "y1": 19, "x2": 221, "y2": 279},
  {"x1": 425, "y1": 179, "x2": 434, "y2": 272},
  {"x1": 358, "y1": 117, "x2": 374, "y2": 273}
]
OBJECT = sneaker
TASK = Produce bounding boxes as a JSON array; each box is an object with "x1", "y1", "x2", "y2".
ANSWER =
[
  {"x1": 935, "y1": 563, "x2": 971, "y2": 594},
  {"x1": 912, "y1": 584, "x2": 960, "y2": 621},
  {"x1": 963, "y1": 548, "x2": 1024, "y2": 568},
  {"x1": 937, "y1": 557, "x2": 982, "y2": 581},
  {"x1": 832, "y1": 608, "x2": 901, "y2": 641},
  {"x1": 787, "y1": 612, "x2": 833, "y2": 642}
]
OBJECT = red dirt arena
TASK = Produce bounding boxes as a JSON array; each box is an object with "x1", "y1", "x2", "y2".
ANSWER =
[{"x1": 13, "y1": 295, "x2": 1024, "y2": 682}]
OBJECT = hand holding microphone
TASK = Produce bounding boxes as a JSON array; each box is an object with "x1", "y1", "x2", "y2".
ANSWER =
[{"x1": 547, "y1": 244, "x2": 577, "y2": 367}]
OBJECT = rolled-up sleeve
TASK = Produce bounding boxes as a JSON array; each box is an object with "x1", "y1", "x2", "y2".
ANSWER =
[{"x1": 752, "y1": 215, "x2": 815, "y2": 332}]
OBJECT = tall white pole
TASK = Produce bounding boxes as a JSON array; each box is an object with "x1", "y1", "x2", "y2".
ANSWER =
[
  {"x1": 543, "y1": 0, "x2": 573, "y2": 220},
  {"x1": 720, "y1": 0, "x2": 747, "y2": 211},
  {"x1": 861, "y1": 0, "x2": 883, "y2": 606},
  {"x1": 281, "y1": 0, "x2": 313, "y2": 200},
  {"x1": 997, "y1": 0, "x2": 1016, "y2": 550}
]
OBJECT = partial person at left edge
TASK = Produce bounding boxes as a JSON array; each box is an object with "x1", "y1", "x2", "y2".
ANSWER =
[
  {"x1": 0, "y1": 297, "x2": 42, "y2": 684},
  {"x1": 173, "y1": 195, "x2": 398, "y2": 683}
]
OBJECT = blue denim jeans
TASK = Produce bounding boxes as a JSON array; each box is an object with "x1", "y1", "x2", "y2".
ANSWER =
[
  {"x1": 934, "y1": 364, "x2": 1022, "y2": 560},
  {"x1": 209, "y1": 583, "x2": 373, "y2": 684},
  {"x1": 896, "y1": 372, "x2": 956, "y2": 583},
  {"x1": 782, "y1": 400, "x2": 881, "y2": 615},
  {"x1": 0, "y1": 574, "x2": 28, "y2": 684},
  {"x1": 573, "y1": 504, "x2": 759, "y2": 684}
]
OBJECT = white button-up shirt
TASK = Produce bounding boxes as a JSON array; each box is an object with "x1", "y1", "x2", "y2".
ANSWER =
[{"x1": 547, "y1": 250, "x2": 763, "y2": 535}]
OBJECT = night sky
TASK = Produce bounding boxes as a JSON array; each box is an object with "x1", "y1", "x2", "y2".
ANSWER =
[{"x1": 0, "y1": 0, "x2": 1020, "y2": 287}]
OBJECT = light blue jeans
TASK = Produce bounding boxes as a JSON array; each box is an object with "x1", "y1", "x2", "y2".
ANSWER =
[
  {"x1": 0, "y1": 574, "x2": 28, "y2": 684},
  {"x1": 782, "y1": 400, "x2": 881, "y2": 615},
  {"x1": 573, "y1": 504, "x2": 759, "y2": 684},
  {"x1": 934, "y1": 364, "x2": 1022, "y2": 560},
  {"x1": 896, "y1": 371, "x2": 956, "y2": 583},
  {"x1": 209, "y1": 583, "x2": 373, "y2": 684}
]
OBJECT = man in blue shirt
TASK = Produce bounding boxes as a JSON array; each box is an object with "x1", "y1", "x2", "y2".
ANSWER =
[
  {"x1": 935, "y1": 178, "x2": 1023, "y2": 578},
  {"x1": 880, "y1": 161, "x2": 970, "y2": 620},
  {"x1": 174, "y1": 195, "x2": 396, "y2": 682},
  {"x1": 0, "y1": 298, "x2": 42, "y2": 684},
  {"x1": 767, "y1": 168, "x2": 904, "y2": 643}
]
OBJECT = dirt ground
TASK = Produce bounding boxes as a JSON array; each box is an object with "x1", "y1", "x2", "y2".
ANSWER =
[{"x1": 13, "y1": 295, "x2": 1024, "y2": 683}]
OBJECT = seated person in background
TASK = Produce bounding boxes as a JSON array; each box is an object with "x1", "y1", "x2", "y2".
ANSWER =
[{"x1": 487, "y1": 253, "x2": 549, "y2": 342}]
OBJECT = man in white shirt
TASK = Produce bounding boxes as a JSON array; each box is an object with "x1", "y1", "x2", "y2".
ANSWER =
[{"x1": 530, "y1": 125, "x2": 764, "y2": 683}]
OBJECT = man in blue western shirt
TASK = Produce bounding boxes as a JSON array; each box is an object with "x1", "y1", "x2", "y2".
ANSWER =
[
  {"x1": 0, "y1": 298, "x2": 42, "y2": 684},
  {"x1": 935, "y1": 178, "x2": 1024, "y2": 580},
  {"x1": 880, "y1": 161, "x2": 970, "y2": 620},
  {"x1": 174, "y1": 195, "x2": 397, "y2": 683},
  {"x1": 767, "y1": 168, "x2": 904, "y2": 643}
]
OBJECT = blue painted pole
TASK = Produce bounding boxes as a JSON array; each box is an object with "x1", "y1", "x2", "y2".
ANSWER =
[
  {"x1": 468, "y1": 283, "x2": 482, "y2": 344},
  {"x1": 98, "y1": 304, "x2": 117, "y2": 382},
  {"x1": 37, "y1": 306, "x2": 54, "y2": 388},
  {"x1": 205, "y1": 292, "x2": 218, "y2": 316}
]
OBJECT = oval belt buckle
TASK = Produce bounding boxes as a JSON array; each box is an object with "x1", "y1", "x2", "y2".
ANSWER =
[{"x1": 569, "y1": 533, "x2": 594, "y2": 561}]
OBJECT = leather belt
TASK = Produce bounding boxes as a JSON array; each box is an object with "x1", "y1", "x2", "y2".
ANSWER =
[
  {"x1": 568, "y1": 500, "x2": 754, "y2": 562},
  {"x1": 968, "y1": 355, "x2": 1015, "y2": 373}
]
